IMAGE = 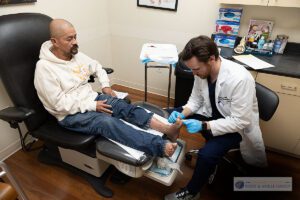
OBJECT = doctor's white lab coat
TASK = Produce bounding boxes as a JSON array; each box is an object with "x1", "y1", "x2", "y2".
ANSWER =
[{"x1": 184, "y1": 58, "x2": 267, "y2": 167}]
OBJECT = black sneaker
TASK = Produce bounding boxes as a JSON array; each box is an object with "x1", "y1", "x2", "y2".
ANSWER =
[{"x1": 164, "y1": 188, "x2": 200, "y2": 200}]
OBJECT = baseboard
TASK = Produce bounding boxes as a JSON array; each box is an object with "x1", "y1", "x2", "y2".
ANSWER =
[
  {"x1": 0, "y1": 135, "x2": 36, "y2": 161},
  {"x1": 0, "y1": 139, "x2": 21, "y2": 161},
  {"x1": 111, "y1": 78, "x2": 175, "y2": 98}
]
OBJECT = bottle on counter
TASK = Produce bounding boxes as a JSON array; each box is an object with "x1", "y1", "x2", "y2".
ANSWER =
[
  {"x1": 258, "y1": 36, "x2": 265, "y2": 50},
  {"x1": 273, "y1": 37, "x2": 282, "y2": 54}
]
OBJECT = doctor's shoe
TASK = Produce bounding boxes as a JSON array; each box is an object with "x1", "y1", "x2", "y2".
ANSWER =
[{"x1": 164, "y1": 188, "x2": 200, "y2": 200}]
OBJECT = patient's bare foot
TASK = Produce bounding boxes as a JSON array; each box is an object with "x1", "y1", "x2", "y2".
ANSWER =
[
  {"x1": 165, "y1": 119, "x2": 182, "y2": 142},
  {"x1": 164, "y1": 142, "x2": 178, "y2": 157},
  {"x1": 150, "y1": 117, "x2": 182, "y2": 142}
]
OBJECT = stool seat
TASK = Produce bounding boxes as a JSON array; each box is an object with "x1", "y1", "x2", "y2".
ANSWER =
[{"x1": 0, "y1": 182, "x2": 18, "y2": 200}]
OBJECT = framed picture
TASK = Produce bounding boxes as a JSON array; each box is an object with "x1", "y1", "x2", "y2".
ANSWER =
[
  {"x1": 0, "y1": 0, "x2": 36, "y2": 5},
  {"x1": 137, "y1": 0, "x2": 178, "y2": 11}
]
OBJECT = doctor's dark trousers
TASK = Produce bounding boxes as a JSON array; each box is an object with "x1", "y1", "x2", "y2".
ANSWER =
[{"x1": 167, "y1": 107, "x2": 242, "y2": 194}]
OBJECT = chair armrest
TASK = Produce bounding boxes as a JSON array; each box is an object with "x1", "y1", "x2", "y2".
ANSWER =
[
  {"x1": 103, "y1": 67, "x2": 114, "y2": 74},
  {"x1": 0, "y1": 107, "x2": 35, "y2": 123},
  {"x1": 88, "y1": 68, "x2": 114, "y2": 83}
]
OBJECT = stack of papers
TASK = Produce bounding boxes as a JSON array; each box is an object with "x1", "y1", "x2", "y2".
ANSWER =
[
  {"x1": 113, "y1": 90, "x2": 128, "y2": 99},
  {"x1": 233, "y1": 54, "x2": 274, "y2": 70}
]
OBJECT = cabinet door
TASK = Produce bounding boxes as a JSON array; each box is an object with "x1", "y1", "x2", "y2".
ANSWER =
[
  {"x1": 268, "y1": 0, "x2": 300, "y2": 7},
  {"x1": 219, "y1": 0, "x2": 269, "y2": 6},
  {"x1": 249, "y1": 70, "x2": 258, "y2": 79},
  {"x1": 256, "y1": 73, "x2": 300, "y2": 154}
]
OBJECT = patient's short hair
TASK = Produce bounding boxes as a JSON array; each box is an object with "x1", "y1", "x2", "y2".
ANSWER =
[
  {"x1": 179, "y1": 35, "x2": 219, "y2": 63},
  {"x1": 49, "y1": 19, "x2": 74, "y2": 38}
]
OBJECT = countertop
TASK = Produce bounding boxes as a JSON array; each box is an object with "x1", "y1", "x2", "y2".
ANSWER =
[
  {"x1": 222, "y1": 43, "x2": 300, "y2": 79},
  {"x1": 242, "y1": 54, "x2": 300, "y2": 78}
]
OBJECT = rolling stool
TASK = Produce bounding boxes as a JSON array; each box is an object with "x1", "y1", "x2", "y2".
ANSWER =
[
  {"x1": 0, "y1": 182, "x2": 18, "y2": 200},
  {"x1": 0, "y1": 161, "x2": 28, "y2": 200}
]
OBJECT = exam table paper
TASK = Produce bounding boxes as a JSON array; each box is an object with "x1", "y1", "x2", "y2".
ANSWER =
[
  {"x1": 108, "y1": 113, "x2": 169, "y2": 160},
  {"x1": 233, "y1": 54, "x2": 274, "y2": 70}
]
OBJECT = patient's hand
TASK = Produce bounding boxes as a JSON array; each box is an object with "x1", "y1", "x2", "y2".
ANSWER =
[
  {"x1": 102, "y1": 87, "x2": 117, "y2": 97},
  {"x1": 96, "y1": 99, "x2": 113, "y2": 114}
]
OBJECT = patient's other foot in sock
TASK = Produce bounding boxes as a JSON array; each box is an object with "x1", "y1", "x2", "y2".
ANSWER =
[{"x1": 164, "y1": 142, "x2": 178, "y2": 157}]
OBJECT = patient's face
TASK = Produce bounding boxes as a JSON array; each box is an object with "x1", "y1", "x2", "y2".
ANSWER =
[{"x1": 55, "y1": 26, "x2": 78, "y2": 57}]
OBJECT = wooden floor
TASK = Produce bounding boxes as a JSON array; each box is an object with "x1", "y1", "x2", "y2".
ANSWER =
[{"x1": 2, "y1": 85, "x2": 300, "y2": 200}]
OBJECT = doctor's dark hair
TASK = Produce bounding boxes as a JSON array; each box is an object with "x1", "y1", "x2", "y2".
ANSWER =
[{"x1": 179, "y1": 35, "x2": 219, "y2": 63}]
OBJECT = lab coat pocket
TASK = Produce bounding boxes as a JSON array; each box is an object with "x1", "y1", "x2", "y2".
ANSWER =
[{"x1": 218, "y1": 99, "x2": 231, "y2": 115}]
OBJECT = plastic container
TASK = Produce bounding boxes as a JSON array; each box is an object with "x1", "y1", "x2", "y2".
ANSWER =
[
  {"x1": 214, "y1": 34, "x2": 237, "y2": 48},
  {"x1": 273, "y1": 39, "x2": 282, "y2": 54},
  {"x1": 219, "y1": 8, "x2": 243, "y2": 22},
  {"x1": 216, "y1": 20, "x2": 240, "y2": 35}
]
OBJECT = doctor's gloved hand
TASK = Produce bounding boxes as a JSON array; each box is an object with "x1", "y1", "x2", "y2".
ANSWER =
[
  {"x1": 183, "y1": 119, "x2": 202, "y2": 134},
  {"x1": 168, "y1": 111, "x2": 185, "y2": 123}
]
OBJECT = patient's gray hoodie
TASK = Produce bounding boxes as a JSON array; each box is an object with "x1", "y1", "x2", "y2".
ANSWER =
[{"x1": 34, "y1": 41, "x2": 110, "y2": 121}]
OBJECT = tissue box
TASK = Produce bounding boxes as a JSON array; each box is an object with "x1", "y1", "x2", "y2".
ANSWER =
[
  {"x1": 219, "y1": 8, "x2": 243, "y2": 22},
  {"x1": 216, "y1": 20, "x2": 240, "y2": 35},
  {"x1": 214, "y1": 34, "x2": 237, "y2": 48}
]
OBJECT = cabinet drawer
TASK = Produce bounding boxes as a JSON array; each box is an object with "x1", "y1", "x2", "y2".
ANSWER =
[
  {"x1": 256, "y1": 73, "x2": 300, "y2": 97},
  {"x1": 259, "y1": 93, "x2": 300, "y2": 153}
]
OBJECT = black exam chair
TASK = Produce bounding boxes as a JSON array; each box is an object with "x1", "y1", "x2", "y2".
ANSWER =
[
  {"x1": 0, "y1": 13, "x2": 186, "y2": 198},
  {"x1": 186, "y1": 82, "x2": 279, "y2": 183}
]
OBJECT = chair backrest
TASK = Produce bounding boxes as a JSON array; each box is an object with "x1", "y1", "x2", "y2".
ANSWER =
[
  {"x1": 256, "y1": 82, "x2": 279, "y2": 121},
  {"x1": 0, "y1": 13, "x2": 52, "y2": 131}
]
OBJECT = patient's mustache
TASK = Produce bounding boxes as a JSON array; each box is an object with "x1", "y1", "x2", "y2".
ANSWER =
[{"x1": 71, "y1": 44, "x2": 79, "y2": 55}]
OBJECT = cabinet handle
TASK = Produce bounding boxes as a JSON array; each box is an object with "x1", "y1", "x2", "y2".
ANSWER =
[{"x1": 281, "y1": 84, "x2": 297, "y2": 91}]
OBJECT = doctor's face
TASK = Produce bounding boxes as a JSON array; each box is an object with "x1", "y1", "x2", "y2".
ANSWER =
[{"x1": 184, "y1": 56, "x2": 212, "y2": 79}]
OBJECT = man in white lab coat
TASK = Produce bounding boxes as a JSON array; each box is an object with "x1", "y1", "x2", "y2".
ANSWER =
[{"x1": 165, "y1": 35, "x2": 267, "y2": 200}]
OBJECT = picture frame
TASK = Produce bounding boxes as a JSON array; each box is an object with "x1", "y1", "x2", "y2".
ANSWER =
[
  {"x1": 137, "y1": 0, "x2": 178, "y2": 11},
  {"x1": 0, "y1": 0, "x2": 36, "y2": 5}
]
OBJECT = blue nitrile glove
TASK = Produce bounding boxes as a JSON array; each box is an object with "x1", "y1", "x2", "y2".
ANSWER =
[
  {"x1": 183, "y1": 119, "x2": 202, "y2": 134},
  {"x1": 168, "y1": 111, "x2": 185, "y2": 123}
]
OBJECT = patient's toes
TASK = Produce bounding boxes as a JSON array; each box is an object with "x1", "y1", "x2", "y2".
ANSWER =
[
  {"x1": 164, "y1": 142, "x2": 178, "y2": 157},
  {"x1": 175, "y1": 118, "x2": 183, "y2": 127}
]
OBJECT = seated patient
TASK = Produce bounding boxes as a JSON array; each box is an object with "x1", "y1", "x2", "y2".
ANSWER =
[{"x1": 34, "y1": 19, "x2": 181, "y2": 157}]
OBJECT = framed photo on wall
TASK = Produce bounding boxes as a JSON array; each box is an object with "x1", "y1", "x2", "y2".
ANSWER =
[
  {"x1": 137, "y1": 0, "x2": 178, "y2": 11},
  {"x1": 0, "y1": 0, "x2": 36, "y2": 5}
]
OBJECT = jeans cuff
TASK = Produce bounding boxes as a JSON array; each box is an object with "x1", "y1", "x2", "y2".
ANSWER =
[
  {"x1": 161, "y1": 140, "x2": 167, "y2": 157},
  {"x1": 144, "y1": 112, "x2": 154, "y2": 129}
]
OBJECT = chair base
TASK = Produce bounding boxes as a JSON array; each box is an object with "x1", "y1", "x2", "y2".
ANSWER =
[{"x1": 37, "y1": 144, "x2": 113, "y2": 198}]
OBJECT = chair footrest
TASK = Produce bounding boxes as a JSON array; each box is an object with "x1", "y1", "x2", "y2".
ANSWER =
[{"x1": 96, "y1": 137, "x2": 152, "y2": 166}]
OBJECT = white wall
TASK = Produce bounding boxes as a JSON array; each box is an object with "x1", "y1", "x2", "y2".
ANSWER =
[
  {"x1": 108, "y1": 0, "x2": 219, "y2": 97},
  {"x1": 0, "y1": 0, "x2": 111, "y2": 160},
  {"x1": 108, "y1": 0, "x2": 300, "y2": 98}
]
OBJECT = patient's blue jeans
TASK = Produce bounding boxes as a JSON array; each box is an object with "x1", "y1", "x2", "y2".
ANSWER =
[
  {"x1": 58, "y1": 94, "x2": 166, "y2": 157},
  {"x1": 166, "y1": 107, "x2": 242, "y2": 194}
]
